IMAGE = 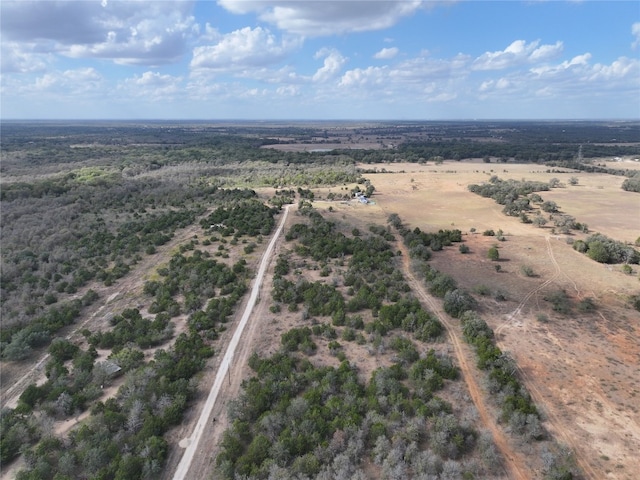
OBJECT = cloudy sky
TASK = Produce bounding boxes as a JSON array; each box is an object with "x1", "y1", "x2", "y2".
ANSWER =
[{"x1": 1, "y1": 0, "x2": 639, "y2": 120}]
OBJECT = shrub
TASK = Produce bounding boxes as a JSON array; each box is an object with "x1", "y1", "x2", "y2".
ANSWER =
[
  {"x1": 520, "y1": 265, "x2": 535, "y2": 277},
  {"x1": 443, "y1": 289, "x2": 477, "y2": 318},
  {"x1": 544, "y1": 290, "x2": 571, "y2": 314}
]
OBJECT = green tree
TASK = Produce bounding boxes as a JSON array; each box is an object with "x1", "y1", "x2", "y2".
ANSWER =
[
  {"x1": 487, "y1": 247, "x2": 500, "y2": 261},
  {"x1": 586, "y1": 241, "x2": 609, "y2": 263}
]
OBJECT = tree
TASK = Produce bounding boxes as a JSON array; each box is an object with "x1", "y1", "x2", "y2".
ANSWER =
[
  {"x1": 586, "y1": 241, "x2": 609, "y2": 263},
  {"x1": 548, "y1": 178, "x2": 561, "y2": 188},
  {"x1": 487, "y1": 247, "x2": 499, "y2": 261},
  {"x1": 365, "y1": 183, "x2": 375, "y2": 197},
  {"x1": 533, "y1": 216, "x2": 547, "y2": 228}
]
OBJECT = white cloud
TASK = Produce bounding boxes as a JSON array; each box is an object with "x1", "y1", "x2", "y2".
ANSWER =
[
  {"x1": 495, "y1": 78, "x2": 511, "y2": 90},
  {"x1": 339, "y1": 66, "x2": 387, "y2": 87},
  {"x1": 530, "y1": 53, "x2": 592, "y2": 76},
  {"x1": 120, "y1": 71, "x2": 183, "y2": 100},
  {"x1": 374, "y1": 47, "x2": 399, "y2": 60},
  {"x1": 1, "y1": 42, "x2": 51, "y2": 73},
  {"x1": 632, "y1": 22, "x2": 640, "y2": 50},
  {"x1": 276, "y1": 85, "x2": 300, "y2": 96},
  {"x1": 191, "y1": 27, "x2": 300, "y2": 71},
  {"x1": 217, "y1": 0, "x2": 424, "y2": 36},
  {"x1": 587, "y1": 57, "x2": 639, "y2": 82},
  {"x1": 473, "y1": 40, "x2": 563, "y2": 70},
  {"x1": 9, "y1": 67, "x2": 104, "y2": 96},
  {"x1": 312, "y1": 48, "x2": 347, "y2": 83},
  {"x1": 335, "y1": 50, "x2": 472, "y2": 107},
  {"x1": 1, "y1": 1, "x2": 197, "y2": 66},
  {"x1": 389, "y1": 53, "x2": 470, "y2": 83},
  {"x1": 479, "y1": 53, "x2": 640, "y2": 103}
]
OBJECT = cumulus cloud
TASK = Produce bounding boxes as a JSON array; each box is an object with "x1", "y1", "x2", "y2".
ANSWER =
[
  {"x1": 0, "y1": 1, "x2": 197, "y2": 65},
  {"x1": 374, "y1": 47, "x2": 399, "y2": 60},
  {"x1": 389, "y1": 53, "x2": 470, "y2": 83},
  {"x1": 1, "y1": 42, "x2": 51, "y2": 73},
  {"x1": 473, "y1": 39, "x2": 563, "y2": 70},
  {"x1": 587, "y1": 57, "x2": 639, "y2": 82},
  {"x1": 339, "y1": 66, "x2": 387, "y2": 88},
  {"x1": 191, "y1": 27, "x2": 300, "y2": 71},
  {"x1": 479, "y1": 53, "x2": 639, "y2": 102},
  {"x1": 337, "y1": 50, "x2": 471, "y2": 106},
  {"x1": 312, "y1": 48, "x2": 347, "y2": 82},
  {"x1": 119, "y1": 71, "x2": 183, "y2": 101},
  {"x1": 218, "y1": 0, "x2": 423, "y2": 36},
  {"x1": 10, "y1": 67, "x2": 104, "y2": 96}
]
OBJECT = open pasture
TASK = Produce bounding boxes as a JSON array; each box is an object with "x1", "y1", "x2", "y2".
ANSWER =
[{"x1": 358, "y1": 160, "x2": 640, "y2": 479}]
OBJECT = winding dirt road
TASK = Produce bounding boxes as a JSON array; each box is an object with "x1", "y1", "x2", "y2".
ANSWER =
[{"x1": 395, "y1": 238, "x2": 531, "y2": 480}]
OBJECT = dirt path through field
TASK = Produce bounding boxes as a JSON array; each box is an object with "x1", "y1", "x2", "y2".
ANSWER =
[
  {"x1": 495, "y1": 238, "x2": 603, "y2": 480},
  {"x1": 395, "y1": 237, "x2": 531, "y2": 480}
]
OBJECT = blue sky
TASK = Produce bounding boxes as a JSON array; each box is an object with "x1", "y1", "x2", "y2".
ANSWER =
[{"x1": 1, "y1": 1, "x2": 639, "y2": 120}]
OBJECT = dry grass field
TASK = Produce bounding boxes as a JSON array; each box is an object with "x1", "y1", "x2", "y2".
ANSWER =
[{"x1": 344, "y1": 161, "x2": 640, "y2": 479}]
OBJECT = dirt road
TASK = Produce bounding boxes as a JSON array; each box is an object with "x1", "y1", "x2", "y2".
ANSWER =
[
  {"x1": 171, "y1": 204, "x2": 291, "y2": 480},
  {"x1": 395, "y1": 238, "x2": 532, "y2": 480}
]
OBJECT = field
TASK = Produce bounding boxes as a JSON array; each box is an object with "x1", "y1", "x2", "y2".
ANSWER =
[
  {"x1": 1, "y1": 121, "x2": 639, "y2": 480},
  {"x1": 357, "y1": 161, "x2": 640, "y2": 478}
]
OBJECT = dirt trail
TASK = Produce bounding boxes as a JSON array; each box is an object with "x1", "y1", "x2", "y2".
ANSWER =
[
  {"x1": 494, "y1": 237, "x2": 601, "y2": 480},
  {"x1": 0, "y1": 219, "x2": 205, "y2": 411},
  {"x1": 395, "y1": 238, "x2": 531, "y2": 480},
  {"x1": 496, "y1": 237, "x2": 561, "y2": 338}
]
